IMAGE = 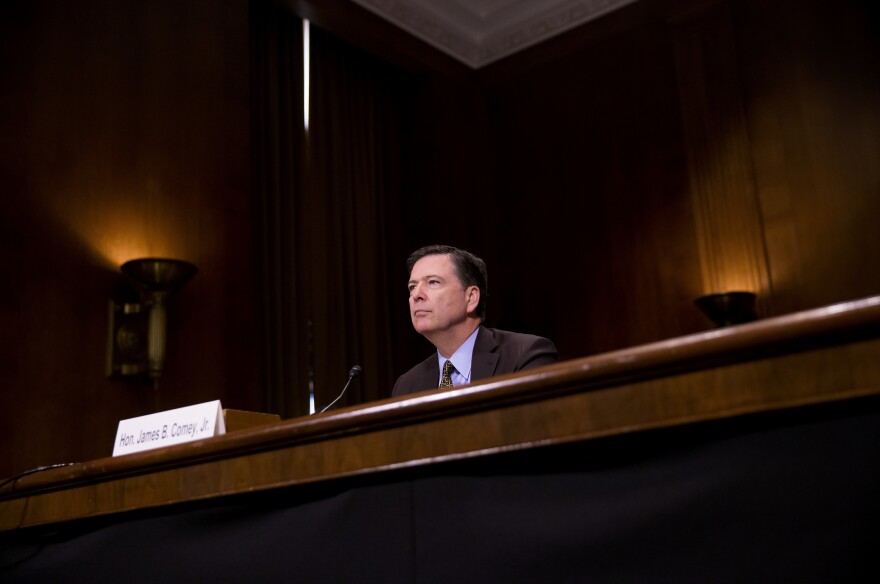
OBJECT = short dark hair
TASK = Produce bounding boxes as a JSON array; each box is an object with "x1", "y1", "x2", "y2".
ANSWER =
[{"x1": 407, "y1": 245, "x2": 488, "y2": 320}]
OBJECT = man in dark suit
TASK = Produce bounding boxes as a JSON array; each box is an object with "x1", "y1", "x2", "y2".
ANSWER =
[{"x1": 392, "y1": 245, "x2": 557, "y2": 397}]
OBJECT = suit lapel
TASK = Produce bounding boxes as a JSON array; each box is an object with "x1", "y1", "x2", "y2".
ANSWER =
[
  {"x1": 471, "y1": 326, "x2": 499, "y2": 382},
  {"x1": 419, "y1": 356, "x2": 440, "y2": 390}
]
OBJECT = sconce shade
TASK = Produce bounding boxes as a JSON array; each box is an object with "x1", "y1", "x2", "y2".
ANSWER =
[
  {"x1": 121, "y1": 258, "x2": 197, "y2": 293},
  {"x1": 695, "y1": 291, "x2": 758, "y2": 327}
]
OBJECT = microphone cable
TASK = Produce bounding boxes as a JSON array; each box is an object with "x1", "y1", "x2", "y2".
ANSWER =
[{"x1": 0, "y1": 462, "x2": 78, "y2": 493}]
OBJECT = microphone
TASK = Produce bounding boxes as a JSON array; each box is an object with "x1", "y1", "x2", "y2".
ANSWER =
[{"x1": 318, "y1": 365, "x2": 362, "y2": 414}]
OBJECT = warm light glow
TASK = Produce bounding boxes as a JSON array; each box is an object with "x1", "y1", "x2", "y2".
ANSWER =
[
  {"x1": 690, "y1": 125, "x2": 773, "y2": 298},
  {"x1": 704, "y1": 270, "x2": 766, "y2": 298},
  {"x1": 46, "y1": 185, "x2": 194, "y2": 269},
  {"x1": 303, "y1": 19, "x2": 310, "y2": 132},
  {"x1": 695, "y1": 230, "x2": 770, "y2": 297},
  {"x1": 95, "y1": 230, "x2": 179, "y2": 267}
]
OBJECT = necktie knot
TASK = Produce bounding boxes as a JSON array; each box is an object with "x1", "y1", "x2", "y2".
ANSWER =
[{"x1": 439, "y1": 360, "x2": 454, "y2": 388}]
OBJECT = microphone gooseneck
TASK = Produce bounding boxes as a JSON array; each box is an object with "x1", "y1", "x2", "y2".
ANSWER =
[{"x1": 318, "y1": 365, "x2": 362, "y2": 414}]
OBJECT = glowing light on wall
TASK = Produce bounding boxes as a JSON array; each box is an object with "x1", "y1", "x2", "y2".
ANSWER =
[{"x1": 46, "y1": 183, "x2": 193, "y2": 269}]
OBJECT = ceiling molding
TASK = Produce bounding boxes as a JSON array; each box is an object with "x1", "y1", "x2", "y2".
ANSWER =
[{"x1": 349, "y1": 0, "x2": 640, "y2": 68}]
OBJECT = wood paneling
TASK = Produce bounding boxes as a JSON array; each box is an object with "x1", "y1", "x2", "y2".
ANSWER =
[
  {"x1": 736, "y1": 0, "x2": 880, "y2": 314},
  {"x1": 482, "y1": 6, "x2": 704, "y2": 359},
  {"x1": 669, "y1": 0, "x2": 772, "y2": 306},
  {"x1": 0, "y1": 0, "x2": 258, "y2": 479}
]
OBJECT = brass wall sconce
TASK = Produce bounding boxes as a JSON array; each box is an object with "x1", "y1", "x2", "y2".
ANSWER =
[
  {"x1": 695, "y1": 291, "x2": 758, "y2": 327},
  {"x1": 106, "y1": 258, "x2": 197, "y2": 386}
]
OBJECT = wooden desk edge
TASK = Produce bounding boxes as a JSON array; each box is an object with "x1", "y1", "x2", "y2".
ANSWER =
[{"x1": 2, "y1": 295, "x2": 879, "y2": 530}]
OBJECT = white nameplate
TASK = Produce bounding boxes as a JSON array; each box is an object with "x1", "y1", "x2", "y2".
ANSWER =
[{"x1": 113, "y1": 400, "x2": 227, "y2": 456}]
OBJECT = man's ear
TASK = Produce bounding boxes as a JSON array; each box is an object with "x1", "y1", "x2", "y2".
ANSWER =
[{"x1": 466, "y1": 286, "x2": 480, "y2": 313}]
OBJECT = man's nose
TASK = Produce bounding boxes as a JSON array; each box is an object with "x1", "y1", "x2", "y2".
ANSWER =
[{"x1": 410, "y1": 282, "x2": 426, "y2": 299}]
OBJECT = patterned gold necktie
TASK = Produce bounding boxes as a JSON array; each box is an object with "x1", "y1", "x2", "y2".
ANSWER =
[{"x1": 439, "y1": 360, "x2": 454, "y2": 388}]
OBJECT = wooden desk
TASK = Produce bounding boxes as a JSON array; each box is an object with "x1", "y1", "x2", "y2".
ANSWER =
[{"x1": 2, "y1": 295, "x2": 880, "y2": 581}]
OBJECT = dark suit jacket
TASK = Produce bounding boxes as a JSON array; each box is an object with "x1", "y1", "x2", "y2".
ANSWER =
[{"x1": 392, "y1": 326, "x2": 558, "y2": 397}]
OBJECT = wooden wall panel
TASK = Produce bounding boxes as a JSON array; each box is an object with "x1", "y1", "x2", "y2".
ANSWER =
[
  {"x1": 0, "y1": 0, "x2": 258, "y2": 478},
  {"x1": 460, "y1": 0, "x2": 880, "y2": 362},
  {"x1": 669, "y1": 0, "x2": 772, "y2": 307},
  {"x1": 481, "y1": 4, "x2": 706, "y2": 360},
  {"x1": 736, "y1": 0, "x2": 880, "y2": 314}
]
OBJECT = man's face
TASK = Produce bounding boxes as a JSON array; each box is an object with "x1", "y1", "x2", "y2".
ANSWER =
[{"x1": 407, "y1": 254, "x2": 474, "y2": 337}]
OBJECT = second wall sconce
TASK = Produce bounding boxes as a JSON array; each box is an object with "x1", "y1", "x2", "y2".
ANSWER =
[{"x1": 106, "y1": 258, "x2": 197, "y2": 387}]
